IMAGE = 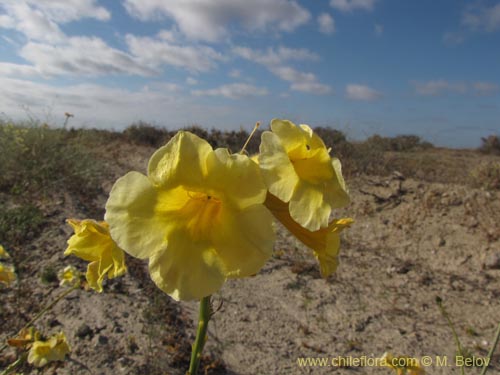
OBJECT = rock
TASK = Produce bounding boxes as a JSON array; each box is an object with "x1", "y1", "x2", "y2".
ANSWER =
[
  {"x1": 96, "y1": 335, "x2": 109, "y2": 345},
  {"x1": 76, "y1": 324, "x2": 93, "y2": 339},
  {"x1": 483, "y1": 253, "x2": 500, "y2": 270},
  {"x1": 433, "y1": 236, "x2": 446, "y2": 247}
]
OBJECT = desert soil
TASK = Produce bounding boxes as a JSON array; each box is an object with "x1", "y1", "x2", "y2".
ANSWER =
[{"x1": 1, "y1": 140, "x2": 500, "y2": 375}]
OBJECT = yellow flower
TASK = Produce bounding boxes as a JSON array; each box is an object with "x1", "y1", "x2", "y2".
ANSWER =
[
  {"x1": 381, "y1": 352, "x2": 426, "y2": 375},
  {"x1": 259, "y1": 119, "x2": 350, "y2": 231},
  {"x1": 0, "y1": 244, "x2": 10, "y2": 259},
  {"x1": 57, "y1": 265, "x2": 80, "y2": 287},
  {"x1": 265, "y1": 193, "x2": 353, "y2": 277},
  {"x1": 0, "y1": 262, "x2": 16, "y2": 286},
  {"x1": 105, "y1": 131, "x2": 275, "y2": 301},
  {"x1": 65, "y1": 219, "x2": 126, "y2": 292},
  {"x1": 28, "y1": 332, "x2": 70, "y2": 367}
]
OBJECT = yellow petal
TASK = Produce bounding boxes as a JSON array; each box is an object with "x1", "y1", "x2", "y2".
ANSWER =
[
  {"x1": 211, "y1": 204, "x2": 275, "y2": 278},
  {"x1": 0, "y1": 262, "x2": 16, "y2": 286},
  {"x1": 205, "y1": 148, "x2": 267, "y2": 210},
  {"x1": 265, "y1": 193, "x2": 353, "y2": 277},
  {"x1": 105, "y1": 171, "x2": 170, "y2": 259},
  {"x1": 289, "y1": 181, "x2": 331, "y2": 231},
  {"x1": 259, "y1": 131, "x2": 299, "y2": 202},
  {"x1": 270, "y1": 119, "x2": 306, "y2": 155},
  {"x1": 148, "y1": 229, "x2": 227, "y2": 301},
  {"x1": 0, "y1": 244, "x2": 10, "y2": 259},
  {"x1": 28, "y1": 332, "x2": 70, "y2": 367},
  {"x1": 86, "y1": 260, "x2": 112, "y2": 293},
  {"x1": 65, "y1": 219, "x2": 126, "y2": 292},
  {"x1": 148, "y1": 131, "x2": 212, "y2": 189}
]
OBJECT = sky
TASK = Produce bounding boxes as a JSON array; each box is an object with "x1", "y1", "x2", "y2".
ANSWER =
[{"x1": 0, "y1": 0, "x2": 499, "y2": 148}]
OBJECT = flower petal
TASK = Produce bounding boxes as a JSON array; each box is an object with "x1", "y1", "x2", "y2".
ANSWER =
[
  {"x1": 259, "y1": 131, "x2": 299, "y2": 202},
  {"x1": 86, "y1": 261, "x2": 112, "y2": 293},
  {"x1": 148, "y1": 131, "x2": 212, "y2": 189},
  {"x1": 105, "y1": 171, "x2": 169, "y2": 259},
  {"x1": 289, "y1": 181, "x2": 331, "y2": 231},
  {"x1": 265, "y1": 193, "x2": 353, "y2": 277},
  {"x1": 270, "y1": 119, "x2": 306, "y2": 154},
  {"x1": 148, "y1": 230, "x2": 226, "y2": 301},
  {"x1": 212, "y1": 204, "x2": 275, "y2": 278},
  {"x1": 205, "y1": 148, "x2": 267, "y2": 209}
]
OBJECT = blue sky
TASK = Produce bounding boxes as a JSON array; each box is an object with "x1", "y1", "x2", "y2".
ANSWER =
[{"x1": 0, "y1": 0, "x2": 499, "y2": 147}]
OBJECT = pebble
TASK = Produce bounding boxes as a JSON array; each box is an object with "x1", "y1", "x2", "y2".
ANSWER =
[
  {"x1": 483, "y1": 252, "x2": 500, "y2": 270},
  {"x1": 76, "y1": 323, "x2": 93, "y2": 339}
]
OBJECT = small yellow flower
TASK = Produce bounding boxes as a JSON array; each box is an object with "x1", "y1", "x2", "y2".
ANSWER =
[
  {"x1": 28, "y1": 332, "x2": 70, "y2": 368},
  {"x1": 65, "y1": 219, "x2": 126, "y2": 292},
  {"x1": 259, "y1": 119, "x2": 350, "y2": 231},
  {"x1": 381, "y1": 352, "x2": 426, "y2": 375},
  {"x1": 105, "y1": 131, "x2": 275, "y2": 301},
  {"x1": 264, "y1": 193, "x2": 353, "y2": 277},
  {"x1": 0, "y1": 262, "x2": 16, "y2": 286},
  {"x1": 57, "y1": 265, "x2": 80, "y2": 287},
  {"x1": 0, "y1": 244, "x2": 10, "y2": 259}
]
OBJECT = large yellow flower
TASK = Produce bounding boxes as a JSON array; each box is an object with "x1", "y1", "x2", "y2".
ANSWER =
[
  {"x1": 259, "y1": 119, "x2": 350, "y2": 231},
  {"x1": 28, "y1": 332, "x2": 70, "y2": 367},
  {"x1": 0, "y1": 262, "x2": 16, "y2": 286},
  {"x1": 65, "y1": 219, "x2": 126, "y2": 292},
  {"x1": 265, "y1": 193, "x2": 352, "y2": 277},
  {"x1": 105, "y1": 131, "x2": 275, "y2": 301}
]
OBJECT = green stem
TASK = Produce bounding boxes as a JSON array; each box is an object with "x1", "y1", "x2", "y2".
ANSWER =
[
  {"x1": 0, "y1": 352, "x2": 27, "y2": 375},
  {"x1": 187, "y1": 295, "x2": 212, "y2": 375},
  {"x1": 480, "y1": 323, "x2": 500, "y2": 375},
  {"x1": 0, "y1": 284, "x2": 78, "y2": 354},
  {"x1": 436, "y1": 297, "x2": 465, "y2": 375}
]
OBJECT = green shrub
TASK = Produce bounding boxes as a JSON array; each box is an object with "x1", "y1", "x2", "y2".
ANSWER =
[
  {"x1": 479, "y1": 135, "x2": 500, "y2": 155},
  {"x1": 123, "y1": 121, "x2": 172, "y2": 147},
  {"x1": 0, "y1": 203, "x2": 44, "y2": 246},
  {"x1": 471, "y1": 162, "x2": 500, "y2": 190},
  {"x1": 0, "y1": 121, "x2": 105, "y2": 200}
]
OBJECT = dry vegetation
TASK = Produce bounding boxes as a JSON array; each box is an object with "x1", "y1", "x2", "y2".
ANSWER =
[{"x1": 1, "y1": 120, "x2": 499, "y2": 374}]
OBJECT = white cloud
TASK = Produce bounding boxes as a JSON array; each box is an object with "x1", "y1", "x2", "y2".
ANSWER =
[
  {"x1": 472, "y1": 82, "x2": 499, "y2": 96},
  {"x1": 462, "y1": 3, "x2": 500, "y2": 32},
  {"x1": 229, "y1": 69, "x2": 241, "y2": 78},
  {"x1": 0, "y1": 62, "x2": 40, "y2": 77},
  {"x1": 234, "y1": 46, "x2": 330, "y2": 94},
  {"x1": 19, "y1": 37, "x2": 155, "y2": 77},
  {"x1": 186, "y1": 77, "x2": 198, "y2": 85},
  {"x1": 442, "y1": 31, "x2": 464, "y2": 46},
  {"x1": 374, "y1": 23, "x2": 383, "y2": 36},
  {"x1": 0, "y1": 76, "x2": 232, "y2": 129},
  {"x1": 318, "y1": 13, "x2": 335, "y2": 35},
  {"x1": 123, "y1": 0, "x2": 310, "y2": 42},
  {"x1": 233, "y1": 46, "x2": 319, "y2": 66},
  {"x1": 270, "y1": 66, "x2": 331, "y2": 94},
  {"x1": 345, "y1": 84, "x2": 382, "y2": 101},
  {"x1": 126, "y1": 35, "x2": 225, "y2": 73},
  {"x1": 413, "y1": 80, "x2": 467, "y2": 96},
  {"x1": 0, "y1": 1, "x2": 110, "y2": 42},
  {"x1": 192, "y1": 83, "x2": 268, "y2": 99},
  {"x1": 157, "y1": 29, "x2": 178, "y2": 42},
  {"x1": 233, "y1": 46, "x2": 319, "y2": 67},
  {"x1": 330, "y1": 0, "x2": 376, "y2": 12}
]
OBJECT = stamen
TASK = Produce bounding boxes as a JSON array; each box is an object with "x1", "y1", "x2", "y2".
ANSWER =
[{"x1": 240, "y1": 121, "x2": 260, "y2": 155}]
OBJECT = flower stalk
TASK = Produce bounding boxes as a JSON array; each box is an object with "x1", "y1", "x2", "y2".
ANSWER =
[
  {"x1": 0, "y1": 283, "x2": 78, "y2": 355},
  {"x1": 188, "y1": 295, "x2": 212, "y2": 375}
]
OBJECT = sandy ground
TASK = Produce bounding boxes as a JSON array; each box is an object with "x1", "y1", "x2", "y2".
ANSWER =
[{"x1": 1, "y1": 142, "x2": 500, "y2": 375}]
